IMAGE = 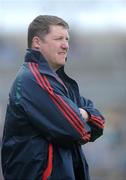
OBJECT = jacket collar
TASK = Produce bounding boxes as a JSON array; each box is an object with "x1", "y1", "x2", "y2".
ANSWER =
[
  {"x1": 25, "y1": 49, "x2": 69, "y2": 90},
  {"x1": 25, "y1": 49, "x2": 80, "y2": 100},
  {"x1": 25, "y1": 49, "x2": 78, "y2": 84},
  {"x1": 25, "y1": 48, "x2": 58, "y2": 77}
]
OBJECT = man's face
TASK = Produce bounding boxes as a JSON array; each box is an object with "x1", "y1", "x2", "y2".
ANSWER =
[{"x1": 38, "y1": 25, "x2": 69, "y2": 70}]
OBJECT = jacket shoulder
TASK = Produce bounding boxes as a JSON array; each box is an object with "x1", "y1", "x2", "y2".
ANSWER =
[{"x1": 9, "y1": 63, "x2": 34, "y2": 104}]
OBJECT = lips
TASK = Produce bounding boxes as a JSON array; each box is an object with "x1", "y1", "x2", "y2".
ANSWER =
[{"x1": 58, "y1": 52, "x2": 67, "y2": 55}]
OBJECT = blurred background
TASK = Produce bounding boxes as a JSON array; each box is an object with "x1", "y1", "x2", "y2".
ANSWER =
[{"x1": 0, "y1": 0, "x2": 126, "y2": 179}]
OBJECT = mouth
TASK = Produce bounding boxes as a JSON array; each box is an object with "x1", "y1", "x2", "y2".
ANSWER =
[{"x1": 58, "y1": 52, "x2": 67, "y2": 55}]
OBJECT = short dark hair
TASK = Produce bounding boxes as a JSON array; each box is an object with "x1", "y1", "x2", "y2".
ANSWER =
[{"x1": 28, "y1": 15, "x2": 69, "y2": 48}]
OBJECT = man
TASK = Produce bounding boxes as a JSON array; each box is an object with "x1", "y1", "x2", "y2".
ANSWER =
[{"x1": 1, "y1": 15, "x2": 105, "y2": 180}]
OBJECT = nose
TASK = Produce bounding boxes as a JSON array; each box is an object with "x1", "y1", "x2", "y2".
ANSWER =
[{"x1": 61, "y1": 40, "x2": 69, "y2": 50}]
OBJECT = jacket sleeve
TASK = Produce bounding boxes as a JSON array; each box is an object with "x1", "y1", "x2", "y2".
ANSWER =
[
  {"x1": 18, "y1": 66, "x2": 92, "y2": 147},
  {"x1": 80, "y1": 97, "x2": 105, "y2": 141}
]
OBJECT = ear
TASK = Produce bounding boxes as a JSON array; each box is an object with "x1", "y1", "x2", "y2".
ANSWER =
[{"x1": 31, "y1": 36, "x2": 41, "y2": 50}]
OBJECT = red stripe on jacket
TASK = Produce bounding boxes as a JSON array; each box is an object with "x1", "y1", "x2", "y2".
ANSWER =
[
  {"x1": 42, "y1": 143, "x2": 53, "y2": 180},
  {"x1": 28, "y1": 62, "x2": 90, "y2": 142},
  {"x1": 43, "y1": 75, "x2": 90, "y2": 141},
  {"x1": 89, "y1": 115, "x2": 105, "y2": 129}
]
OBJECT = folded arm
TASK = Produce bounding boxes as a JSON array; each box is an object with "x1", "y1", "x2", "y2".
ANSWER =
[{"x1": 80, "y1": 97, "x2": 105, "y2": 141}]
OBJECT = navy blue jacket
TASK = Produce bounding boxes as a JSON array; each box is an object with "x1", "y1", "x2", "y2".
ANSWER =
[{"x1": 1, "y1": 49, "x2": 105, "y2": 180}]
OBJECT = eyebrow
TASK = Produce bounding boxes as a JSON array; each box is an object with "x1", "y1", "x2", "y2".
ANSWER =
[{"x1": 53, "y1": 35, "x2": 69, "y2": 39}]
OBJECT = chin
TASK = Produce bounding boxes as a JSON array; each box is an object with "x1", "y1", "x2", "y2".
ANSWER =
[
  {"x1": 60, "y1": 61, "x2": 66, "y2": 66},
  {"x1": 56, "y1": 62, "x2": 65, "y2": 70},
  {"x1": 56, "y1": 58, "x2": 66, "y2": 68}
]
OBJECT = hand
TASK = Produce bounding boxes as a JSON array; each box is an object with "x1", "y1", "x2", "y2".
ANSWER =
[{"x1": 79, "y1": 108, "x2": 89, "y2": 120}]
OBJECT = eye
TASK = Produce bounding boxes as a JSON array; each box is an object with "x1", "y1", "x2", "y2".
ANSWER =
[
  {"x1": 54, "y1": 37, "x2": 63, "y2": 40},
  {"x1": 54, "y1": 36, "x2": 69, "y2": 42},
  {"x1": 66, "y1": 37, "x2": 69, "y2": 41}
]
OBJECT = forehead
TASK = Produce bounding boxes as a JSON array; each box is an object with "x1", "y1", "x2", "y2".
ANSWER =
[{"x1": 48, "y1": 25, "x2": 69, "y2": 37}]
